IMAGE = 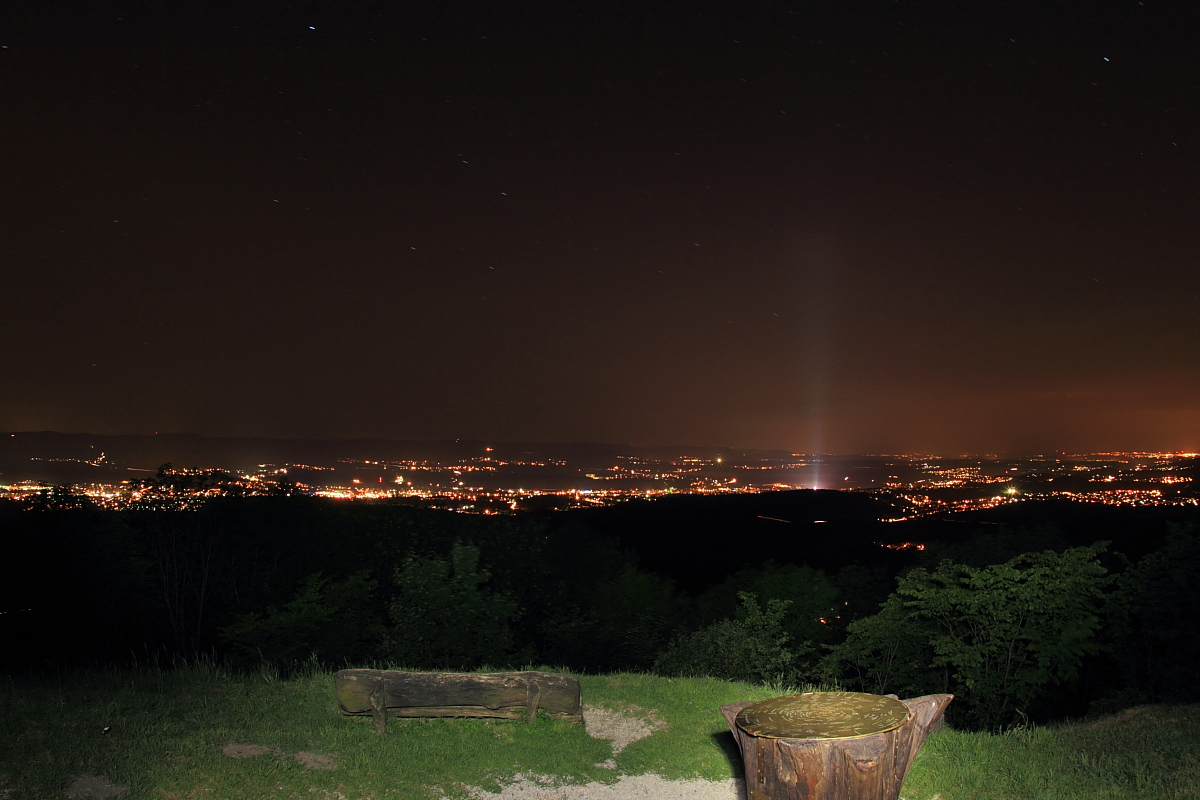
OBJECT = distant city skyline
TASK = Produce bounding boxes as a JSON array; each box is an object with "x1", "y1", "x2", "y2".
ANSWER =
[
  {"x1": 3, "y1": 3, "x2": 1197, "y2": 454},
  {"x1": 3, "y1": 430, "x2": 1194, "y2": 517}
]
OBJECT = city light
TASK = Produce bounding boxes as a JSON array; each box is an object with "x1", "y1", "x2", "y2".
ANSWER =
[{"x1": 3, "y1": 451, "x2": 1195, "y2": 515}]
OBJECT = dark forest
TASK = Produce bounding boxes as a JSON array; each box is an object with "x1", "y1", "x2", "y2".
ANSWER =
[{"x1": 3, "y1": 490, "x2": 1198, "y2": 730}]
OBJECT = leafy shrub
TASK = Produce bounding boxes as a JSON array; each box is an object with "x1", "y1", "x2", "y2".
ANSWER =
[
  {"x1": 1106, "y1": 524, "x2": 1200, "y2": 703},
  {"x1": 654, "y1": 592, "x2": 810, "y2": 685},
  {"x1": 220, "y1": 570, "x2": 381, "y2": 667},
  {"x1": 381, "y1": 543, "x2": 520, "y2": 669},
  {"x1": 694, "y1": 561, "x2": 840, "y2": 649},
  {"x1": 817, "y1": 593, "x2": 938, "y2": 698},
  {"x1": 823, "y1": 544, "x2": 1112, "y2": 728}
]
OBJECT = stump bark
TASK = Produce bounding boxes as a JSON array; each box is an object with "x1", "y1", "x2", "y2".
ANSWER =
[
  {"x1": 335, "y1": 669, "x2": 582, "y2": 734},
  {"x1": 721, "y1": 694, "x2": 953, "y2": 800}
]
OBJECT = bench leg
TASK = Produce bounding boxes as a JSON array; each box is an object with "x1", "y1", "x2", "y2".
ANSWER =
[
  {"x1": 370, "y1": 677, "x2": 388, "y2": 734},
  {"x1": 525, "y1": 679, "x2": 542, "y2": 724}
]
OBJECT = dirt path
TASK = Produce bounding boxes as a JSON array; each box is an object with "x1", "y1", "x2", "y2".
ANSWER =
[
  {"x1": 466, "y1": 773, "x2": 746, "y2": 800},
  {"x1": 466, "y1": 704, "x2": 747, "y2": 800}
]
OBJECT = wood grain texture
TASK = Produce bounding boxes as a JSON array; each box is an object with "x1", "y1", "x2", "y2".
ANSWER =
[
  {"x1": 721, "y1": 694, "x2": 952, "y2": 800},
  {"x1": 335, "y1": 669, "x2": 582, "y2": 733}
]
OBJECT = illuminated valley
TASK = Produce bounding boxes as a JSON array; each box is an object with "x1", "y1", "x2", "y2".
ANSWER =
[{"x1": 2, "y1": 434, "x2": 1194, "y2": 517}]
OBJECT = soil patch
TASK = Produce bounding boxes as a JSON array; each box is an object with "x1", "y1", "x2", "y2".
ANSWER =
[
  {"x1": 294, "y1": 751, "x2": 338, "y2": 771},
  {"x1": 583, "y1": 704, "x2": 668, "y2": 755},
  {"x1": 63, "y1": 775, "x2": 127, "y2": 799},
  {"x1": 221, "y1": 744, "x2": 280, "y2": 758},
  {"x1": 220, "y1": 743, "x2": 337, "y2": 771}
]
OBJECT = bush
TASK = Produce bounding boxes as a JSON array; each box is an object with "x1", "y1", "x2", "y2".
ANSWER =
[
  {"x1": 220, "y1": 570, "x2": 381, "y2": 667},
  {"x1": 823, "y1": 544, "x2": 1112, "y2": 728},
  {"x1": 1106, "y1": 524, "x2": 1200, "y2": 702},
  {"x1": 381, "y1": 543, "x2": 521, "y2": 669},
  {"x1": 817, "y1": 593, "x2": 939, "y2": 698},
  {"x1": 694, "y1": 561, "x2": 840, "y2": 649},
  {"x1": 654, "y1": 592, "x2": 810, "y2": 685}
]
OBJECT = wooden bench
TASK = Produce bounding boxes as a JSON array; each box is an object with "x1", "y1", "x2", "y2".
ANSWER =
[{"x1": 334, "y1": 669, "x2": 583, "y2": 734}]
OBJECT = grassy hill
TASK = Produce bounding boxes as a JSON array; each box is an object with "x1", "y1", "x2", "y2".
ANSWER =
[{"x1": 2, "y1": 661, "x2": 1197, "y2": 799}]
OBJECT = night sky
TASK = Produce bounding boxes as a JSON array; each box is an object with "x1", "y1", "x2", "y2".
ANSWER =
[{"x1": 3, "y1": 1, "x2": 1198, "y2": 455}]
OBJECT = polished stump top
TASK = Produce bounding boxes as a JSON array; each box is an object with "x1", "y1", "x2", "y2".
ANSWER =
[{"x1": 735, "y1": 692, "x2": 911, "y2": 739}]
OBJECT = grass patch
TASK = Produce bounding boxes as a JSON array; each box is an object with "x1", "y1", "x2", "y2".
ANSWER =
[
  {"x1": 1, "y1": 662, "x2": 1198, "y2": 799},
  {"x1": 902, "y1": 706, "x2": 1200, "y2": 800}
]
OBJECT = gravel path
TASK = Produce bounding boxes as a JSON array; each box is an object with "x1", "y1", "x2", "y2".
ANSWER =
[
  {"x1": 466, "y1": 773, "x2": 746, "y2": 800},
  {"x1": 464, "y1": 704, "x2": 747, "y2": 800}
]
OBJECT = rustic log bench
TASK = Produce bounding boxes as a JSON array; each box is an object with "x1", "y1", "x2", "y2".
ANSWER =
[{"x1": 334, "y1": 669, "x2": 583, "y2": 734}]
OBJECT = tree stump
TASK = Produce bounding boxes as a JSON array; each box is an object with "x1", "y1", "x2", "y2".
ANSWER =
[
  {"x1": 335, "y1": 669, "x2": 582, "y2": 734},
  {"x1": 721, "y1": 692, "x2": 953, "y2": 800}
]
